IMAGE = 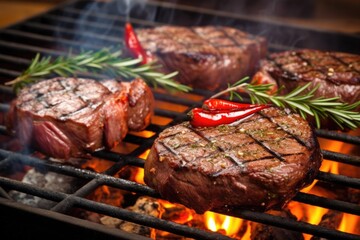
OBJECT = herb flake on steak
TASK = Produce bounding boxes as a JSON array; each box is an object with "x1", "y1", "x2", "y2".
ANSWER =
[{"x1": 144, "y1": 107, "x2": 322, "y2": 214}]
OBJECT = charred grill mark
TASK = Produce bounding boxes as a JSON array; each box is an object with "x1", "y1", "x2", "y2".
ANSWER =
[
  {"x1": 271, "y1": 51, "x2": 360, "y2": 86},
  {"x1": 187, "y1": 126, "x2": 245, "y2": 168},
  {"x1": 268, "y1": 55, "x2": 300, "y2": 82},
  {"x1": 58, "y1": 77, "x2": 70, "y2": 90},
  {"x1": 295, "y1": 51, "x2": 314, "y2": 72},
  {"x1": 58, "y1": 101, "x2": 103, "y2": 121},
  {"x1": 186, "y1": 27, "x2": 224, "y2": 58},
  {"x1": 245, "y1": 130, "x2": 285, "y2": 162},
  {"x1": 330, "y1": 53, "x2": 360, "y2": 74},
  {"x1": 295, "y1": 51, "x2": 340, "y2": 83},
  {"x1": 159, "y1": 141, "x2": 179, "y2": 156},
  {"x1": 216, "y1": 27, "x2": 243, "y2": 48},
  {"x1": 259, "y1": 111, "x2": 311, "y2": 149},
  {"x1": 211, "y1": 164, "x2": 239, "y2": 178},
  {"x1": 162, "y1": 28, "x2": 198, "y2": 49}
]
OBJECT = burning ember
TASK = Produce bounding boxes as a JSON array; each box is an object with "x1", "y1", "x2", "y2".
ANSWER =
[
  {"x1": 0, "y1": 89, "x2": 358, "y2": 240},
  {"x1": 73, "y1": 127, "x2": 359, "y2": 239},
  {"x1": 3, "y1": 96, "x2": 358, "y2": 240},
  {"x1": 204, "y1": 211, "x2": 243, "y2": 237}
]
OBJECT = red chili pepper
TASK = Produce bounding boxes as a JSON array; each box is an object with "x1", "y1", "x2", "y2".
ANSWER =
[
  {"x1": 124, "y1": 22, "x2": 152, "y2": 64},
  {"x1": 189, "y1": 104, "x2": 270, "y2": 128},
  {"x1": 203, "y1": 98, "x2": 259, "y2": 111}
]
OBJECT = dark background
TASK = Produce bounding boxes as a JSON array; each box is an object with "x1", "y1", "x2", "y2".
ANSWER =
[{"x1": 0, "y1": 0, "x2": 359, "y2": 33}]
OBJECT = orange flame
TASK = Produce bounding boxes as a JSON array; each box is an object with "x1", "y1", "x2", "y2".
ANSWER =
[
  {"x1": 134, "y1": 168, "x2": 145, "y2": 184},
  {"x1": 339, "y1": 213, "x2": 360, "y2": 235},
  {"x1": 291, "y1": 136, "x2": 360, "y2": 240},
  {"x1": 133, "y1": 149, "x2": 151, "y2": 185},
  {"x1": 204, "y1": 211, "x2": 243, "y2": 236},
  {"x1": 159, "y1": 200, "x2": 194, "y2": 224},
  {"x1": 240, "y1": 222, "x2": 251, "y2": 240}
]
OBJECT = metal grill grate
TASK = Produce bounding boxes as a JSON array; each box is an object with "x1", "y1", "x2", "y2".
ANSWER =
[{"x1": 0, "y1": 0, "x2": 359, "y2": 239}]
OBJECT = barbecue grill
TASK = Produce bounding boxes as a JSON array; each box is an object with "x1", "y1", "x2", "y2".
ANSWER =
[{"x1": 0, "y1": 0, "x2": 359, "y2": 239}]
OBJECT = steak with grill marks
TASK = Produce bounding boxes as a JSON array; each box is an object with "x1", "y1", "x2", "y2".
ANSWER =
[
  {"x1": 144, "y1": 107, "x2": 322, "y2": 214},
  {"x1": 136, "y1": 26, "x2": 267, "y2": 91},
  {"x1": 252, "y1": 49, "x2": 360, "y2": 129},
  {"x1": 101, "y1": 78, "x2": 154, "y2": 131},
  {"x1": 7, "y1": 77, "x2": 154, "y2": 159}
]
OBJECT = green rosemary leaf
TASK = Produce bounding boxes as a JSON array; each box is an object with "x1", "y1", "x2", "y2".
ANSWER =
[
  {"x1": 112, "y1": 58, "x2": 142, "y2": 67},
  {"x1": 212, "y1": 80, "x2": 360, "y2": 130},
  {"x1": 283, "y1": 83, "x2": 311, "y2": 99},
  {"x1": 232, "y1": 91, "x2": 243, "y2": 101},
  {"x1": 29, "y1": 53, "x2": 40, "y2": 70},
  {"x1": 312, "y1": 111, "x2": 321, "y2": 129},
  {"x1": 5, "y1": 47, "x2": 191, "y2": 93},
  {"x1": 162, "y1": 71, "x2": 179, "y2": 79},
  {"x1": 268, "y1": 97, "x2": 282, "y2": 107},
  {"x1": 233, "y1": 76, "x2": 250, "y2": 86}
]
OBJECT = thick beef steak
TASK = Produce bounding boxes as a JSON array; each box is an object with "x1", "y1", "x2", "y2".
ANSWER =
[
  {"x1": 144, "y1": 107, "x2": 322, "y2": 214},
  {"x1": 252, "y1": 49, "x2": 360, "y2": 128},
  {"x1": 101, "y1": 78, "x2": 154, "y2": 131},
  {"x1": 7, "y1": 77, "x2": 154, "y2": 159},
  {"x1": 136, "y1": 26, "x2": 267, "y2": 90}
]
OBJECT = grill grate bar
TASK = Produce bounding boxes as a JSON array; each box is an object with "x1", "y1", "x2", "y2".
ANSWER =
[
  {"x1": 40, "y1": 13, "x2": 126, "y2": 33},
  {"x1": 50, "y1": 159, "x2": 136, "y2": 215},
  {"x1": 61, "y1": 6, "x2": 162, "y2": 27},
  {"x1": 315, "y1": 129, "x2": 360, "y2": 145},
  {"x1": 153, "y1": 92, "x2": 202, "y2": 107},
  {"x1": 1, "y1": 147, "x2": 359, "y2": 215},
  {"x1": 317, "y1": 171, "x2": 360, "y2": 189},
  {"x1": 0, "y1": 39, "x2": 65, "y2": 57},
  {"x1": 322, "y1": 150, "x2": 360, "y2": 166},
  {"x1": 0, "y1": 176, "x2": 67, "y2": 203},
  {"x1": 0, "y1": 177, "x2": 231, "y2": 240},
  {"x1": 0, "y1": 186, "x2": 11, "y2": 199},
  {"x1": 154, "y1": 109, "x2": 188, "y2": 120},
  {"x1": 293, "y1": 192, "x2": 360, "y2": 215},
  {"x1": 0, "y1": 86, "x2": 14, "y2": 96},
  {"x1": 0, "y1": 69, "x2": 21, "y2": 79},
  {"x1": 92, "y1": 150, "x2": 147, "y2": 167},
  {"x1": 51, "y1": 178, "x2": 103, "y2": 213},
  {"x1": 73, "y1": 196, "x2": 233, "y2": 240},
  {"x1": 0, "y1": 104, "x2": 10, "y2": 113},
  {"x1": 229, "y1": 208, "x2": 360, "y2": 240},
  {"x1": 22, "y1": 21, "x2": 122, "y2": 42},
  {"x1": 2, "y1": 171, "x2": 358, "y2": 240},
  {"x1": 50, "y1": 6, "x2": 294, "y2": 52},
  {"x1": 0, "y1": 150, "x2": 151, "y2": 194},
  {"x1": 1, "y1": 29, "x2": 104, "y2": 51},
  {"x1": 0, "y1": 53, "x2": 31, "y2": 65}
]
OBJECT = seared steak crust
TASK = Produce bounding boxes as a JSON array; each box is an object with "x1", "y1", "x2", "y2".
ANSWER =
[
  {"x1": 9, "y1": 77, "x2": 154, "y2": 159},
  {"x1": 101, "y1": 78, "x2": 154, "y2": 131},
  {"x1": 137, "y1": 26, "x2": 267, "y2": 90},
  {"x1": 144, "y1": 107, "x2": 322, "y2": 213},
  {"x1": 253, "y1": 49, "x2": 360, "y2": 108}
]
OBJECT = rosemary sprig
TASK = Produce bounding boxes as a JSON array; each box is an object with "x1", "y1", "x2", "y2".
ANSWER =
[
  {"x1": 5, "y1": 48, "x2": 192, "y2": 93},
  {"x1": 211, "y1": 77, "x2": 360, "y2": 130}
]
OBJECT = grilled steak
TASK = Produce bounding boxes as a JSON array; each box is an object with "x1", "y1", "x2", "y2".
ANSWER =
[
  {"x1": 7, "y1": 77, "x2": 154, "y2": 159},
  {"x1": 252, "y1": 49, "x2": 360, "y2": 128},
  {"x1": 144, "y1": 107, "x2": 322, "y2": 214},
  {"x1": 136, "y1": 26, "x2": 267, "y2": 90},
  {"x1": 101, "y1": 78, "x2": 154, "y2": 131}
]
